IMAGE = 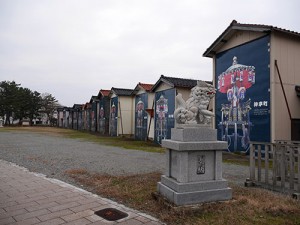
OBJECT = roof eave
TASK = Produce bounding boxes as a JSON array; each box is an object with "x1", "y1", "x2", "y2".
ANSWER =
[
  {"x1": 151, "y1": 76, "x2": 175, "y2": 92},
  {"x1": 98, "y1": 89, "x2": 110, "y2": 98},
  {"x1": 132, "y1": 83, "x2": 142, "y2": 95},
  {"x1": 109, "y1": 87, "x2": 134, "y2": 96},
  {"x1": 108, "y1": 88, "x2": 115, "y2": 98},
  {"x1": 203, "y1": 25, "x2": 272, "y2": 58}
]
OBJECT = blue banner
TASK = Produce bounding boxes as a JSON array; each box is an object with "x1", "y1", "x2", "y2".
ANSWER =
[
  {"x1": 109, "y1": 97, "x2": 118, "y2": 136},
  {"x1": 78, "y1": 110, "x2": 82, "y2": 130},
  {"x1": 154, "y1": 88, "x2": 175, "y2": 144},
  {"x1": 215, "y1": 35, "x2": 271, "y2": 152},
  {"x1": 135, "y1": 93, "x2": 148, "y2": 141},
  {"x1": 98, "y1": 99, "x2": 106, "y2": 134},
  {"x1": 91, "y1": 101, "x2": 97, "y2": 132},
  {"x1": 73, "y1": 111, "x2": 77, "y2": 130}
]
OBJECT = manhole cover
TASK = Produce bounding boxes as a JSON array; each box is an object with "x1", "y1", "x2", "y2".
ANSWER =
[{"x1": 94, "y1": 208, "x2": 128, "y2": 221}]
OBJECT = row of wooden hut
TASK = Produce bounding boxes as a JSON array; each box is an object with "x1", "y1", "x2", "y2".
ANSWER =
[
  {"x1": 57, "y1": 75, "x2": 209, "y2": 144},
  {"x1": 57, "y1": 20, "x2": 300, "y2": 151}
]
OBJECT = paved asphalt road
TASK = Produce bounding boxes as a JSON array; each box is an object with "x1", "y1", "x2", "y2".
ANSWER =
[{"x1": 0, "y1": 131, "x2": 249, "y2": 186}]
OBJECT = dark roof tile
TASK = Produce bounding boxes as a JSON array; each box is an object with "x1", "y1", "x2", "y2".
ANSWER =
[
  {"x1": 89, "y1": 95, "x2": 98, "y2": 103},
  {"x1": 111, "y1": 87, "x2": 134, "y2": 96},
  {"x1": 161, "y1": 75, "x2": 198, "y2": 88},
  {"x1": 72, "y1": 104, "x2": 83, "y2": 109},
  {"x1": 203, "y1": 20, "x2": 300, "y2": 58},
  {"x1": 152, "y1": 75, "x2": 212, "y2": 91}
]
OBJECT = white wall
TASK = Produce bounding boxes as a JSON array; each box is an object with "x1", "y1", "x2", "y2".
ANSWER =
[{"x1": 118, "y1": 96, "x2": 134, "y2": 136}]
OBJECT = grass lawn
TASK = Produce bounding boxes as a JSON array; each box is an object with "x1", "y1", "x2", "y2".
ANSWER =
[{"x1": 65, "y1": 169, "x2": 300, "y2": 225}]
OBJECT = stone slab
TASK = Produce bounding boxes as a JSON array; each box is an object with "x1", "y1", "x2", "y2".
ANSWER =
[
  {"x1": 160, "y1": 175, "x2": 229, "y2": 193},
  {"x1": 166, "y1": 148, "x2": 223, "y2": 183},
  {"x1": 187, "y1": 151, "x2": 215, "y2": 182},
  {"x1": 171, "y1": 127, "x2": 217, "y2": 142},
  {"x1": 175, "y1": 124, "x2": 211, "y2": 129},
  {"x1": 162, "y1": 140, "x2": 227, "y2": 151},
  {"x1": 157, "y1": 182, "x2": 232, "y2": 205}
]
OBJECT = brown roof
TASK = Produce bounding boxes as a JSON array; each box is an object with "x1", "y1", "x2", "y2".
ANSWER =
[
  {"x1": 99, "y1": 89, "x2": 110, "y2": 97},
  {"x1": 203, "y1": 20, "x2": 300, "y2": 58},
  {"x1": 132, "y1": 82, "x2": 154, "y2": 95},
  {"x1": 138, "y1": 83, "x2": 154, "y2": 91}
]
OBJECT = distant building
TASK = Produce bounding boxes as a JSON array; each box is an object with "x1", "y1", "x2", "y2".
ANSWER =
[
  {"x1": 151, "y1": 75, "x2": 211, "y2": 144},
  {"x1": 108, "y1": 87, "x2": 134, "y2": 136},
  {"x1": 57, "y1": 106, "x2": 71, "y2": 128},
  {"x1": 71, "y1": 104, "x2": 82, "y2": 130},
  {"x1": 82, "y1": 103, "x2": 92, "y2": 131},
  {"x1": 132, "y1": 82, "x2": 154, "y2": 141},
  {"x1": 97, "y1": 89, "x2": 111, "y2": 135},
  {"x1": 90, "y1": 96, "x2": 99, "y2": 132}
]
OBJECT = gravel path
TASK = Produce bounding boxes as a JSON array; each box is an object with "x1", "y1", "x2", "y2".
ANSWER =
[{"x1": 0, "y1": 130, "x2": 249, "y2": 186}]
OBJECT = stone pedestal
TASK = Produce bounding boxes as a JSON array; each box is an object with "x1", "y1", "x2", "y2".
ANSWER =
[{"x1": 157, "y1": 125, "x2": 232, "y2": 205}]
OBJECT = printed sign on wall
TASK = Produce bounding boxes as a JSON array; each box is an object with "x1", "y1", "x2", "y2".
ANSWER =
[
  {"x1": 110, "y1": 97, "x2": 118, "y2": 136},
  {"x1": 135, "y1": 93, "x2": 148, "y2": 141},
  {"x1": 154, "y1": 88, "x2": 175, "y2": 144},
  {"x1": 78, "y1": 111, "x2": 82, "y2": 130},
  {"x1": 91, "y1": 102, "x2": 97, "y2": 132},
  {"x1": 99, "y1": 102, "x2": 106, "y2": 134},
  {"x1": 73, "y1": 111, "x2": 77, "y2": 129},
  {"x1": 215, "y1": 35, "x2": 270, "y2": 152}
]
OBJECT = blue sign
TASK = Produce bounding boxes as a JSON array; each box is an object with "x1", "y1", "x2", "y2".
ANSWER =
[
  {"x1": 91, "y1": 101, "x2": 97, "y2": 132},
  {"x1": 78, "y1": 110, "x2": 82, "y2": 130},
  {"x1": 215, "y1": 35, "x2": 271, "y2": 152},
  {"x1": 99, "y1": 100, "x2": 106, "y2": 134},
  {"x1": 135, "y1": 93, "x2": 148, "y2": 141},
  {"x1": 73, "y1": 111, "x2": 78, "y2": 130},
  {"x1": 110, "y1": 97, "x2": 118, "y2": 136},
  {"x1": 154, "y1": 88, "x2": 175, "y2": 144}
]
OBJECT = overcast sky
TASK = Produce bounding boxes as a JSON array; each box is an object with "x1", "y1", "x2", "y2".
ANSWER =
[{"x1": 1, "y1": 0, "x2": 299, "y2": 106}]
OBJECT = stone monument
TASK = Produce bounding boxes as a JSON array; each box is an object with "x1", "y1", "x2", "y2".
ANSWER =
[
  {"x1": 0, "y1": 117, "x2": 3, "y2": 127},
  {"x1": 157, "y1": 81, "x2": 232, "y2": 205}
]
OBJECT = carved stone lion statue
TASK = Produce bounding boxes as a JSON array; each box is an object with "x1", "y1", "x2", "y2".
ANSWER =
[{"x1": 174, "y1": 81, "x2": 216, "y2": 125}]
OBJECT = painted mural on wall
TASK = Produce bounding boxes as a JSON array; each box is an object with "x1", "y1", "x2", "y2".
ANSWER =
[
  {"x1": 91, "y1": 102, "x2": 97, "y2": 132},
  {"x1": 73, "y1": 111, "x2": 78, "y2": 129},
  {"x1": 83, "y1": 109, "x2": 90, "y2": 131},
  {"x1": 216, "y1": 35, "x2": 270, "y2": 152},
  {"x1": 78, "y1": 111, "x2": 82, "y2": 130},
  {"x1": 135, "y1": 93, "x2": 148, "y2": 140},
  {"x1": 88, "y1": 110, "x2": 91, "y2": 130},
  {"x1": 63, "y1": 111, "x2": 67, "y2": 128},
  {"x1": 110, "y1": 97, "x2": 118, "y2": 136},
  {"x1": 99, "y1": 105, "x2": 106, "y2": 134},
  {"x1": 91, "y1": 110, "x2": 95, "y2": 131},
  {"x1": 154, "y1": 89, "x2": 175, "y2": 144},
  {"x1": 68, "y1": 113, "x2": 72, "y2": 129}
]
